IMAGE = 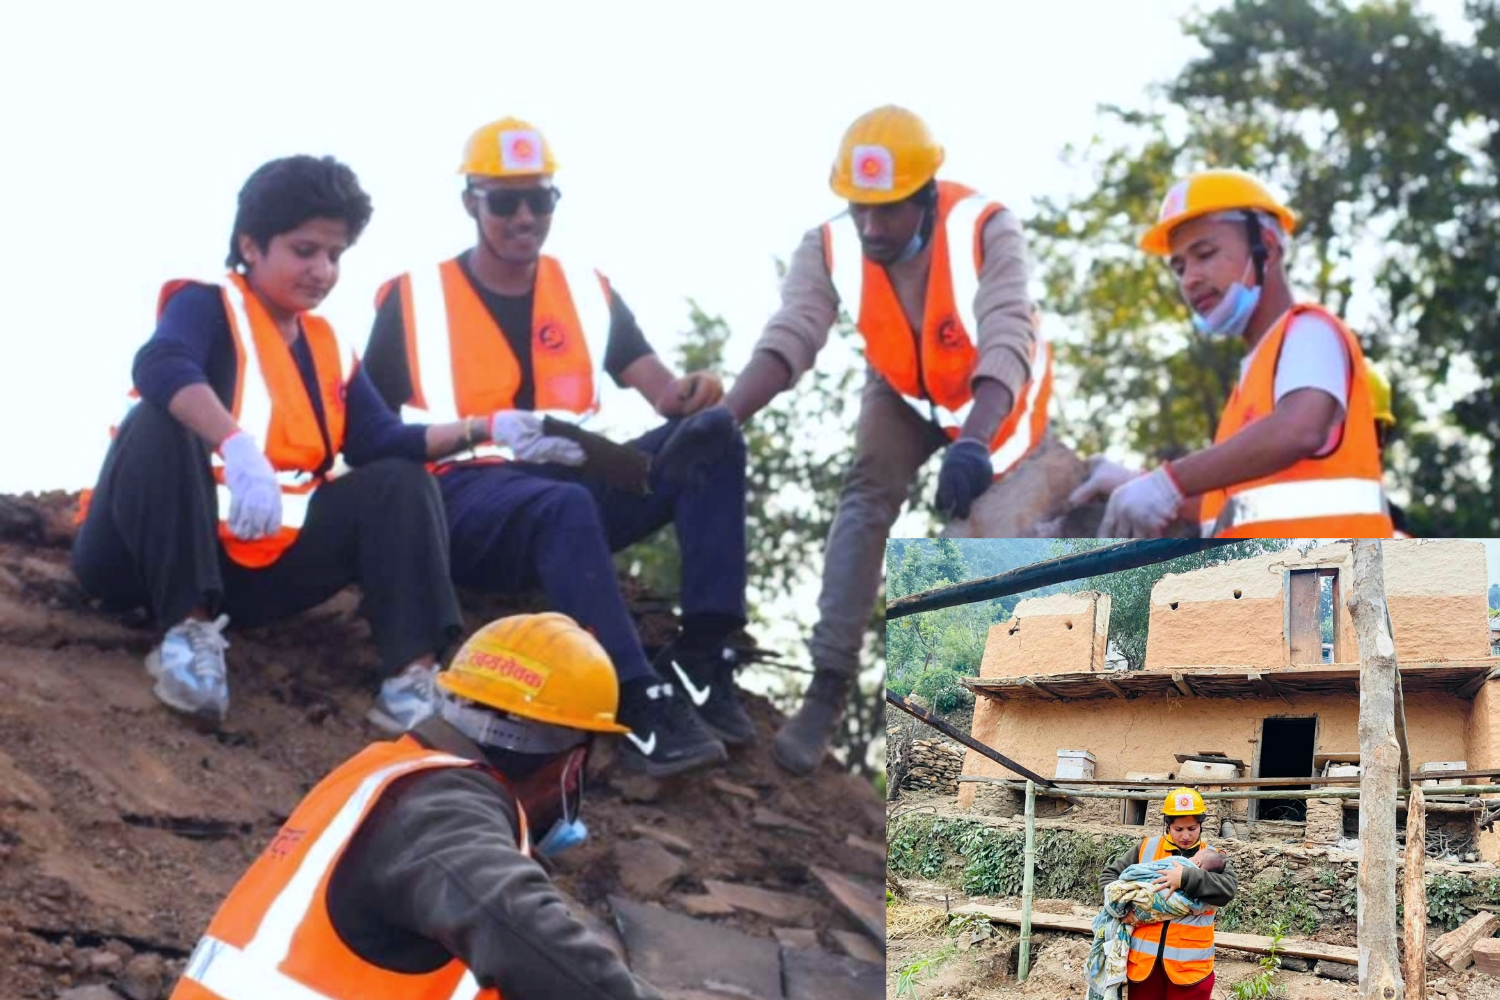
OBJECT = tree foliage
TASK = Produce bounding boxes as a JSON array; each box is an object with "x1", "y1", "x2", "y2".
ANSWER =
[{"x1": 1030, "y1": 0, "x2": 1500, "y2": 533}]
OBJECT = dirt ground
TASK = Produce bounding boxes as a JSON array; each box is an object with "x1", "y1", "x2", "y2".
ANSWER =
[
  {"x1": 886, "y1": 891, "x2": 1497, "y2": 1000},
  {"x1": 0, "y1": 492, "x2": 886, "y2": 999}
]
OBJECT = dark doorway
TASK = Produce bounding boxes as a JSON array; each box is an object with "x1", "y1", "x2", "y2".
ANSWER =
[
  {"x1": 1257, "y1": 717, "x2": 1317, "y2": 822},
  {"x1": 1124, "y1": 799, "x2": 1148, "y2": 825}
]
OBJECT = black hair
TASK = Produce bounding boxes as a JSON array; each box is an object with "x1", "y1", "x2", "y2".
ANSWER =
[
  {"x1": 481, "y1": 744, "x2": 559, "y2": 780},
  {"x1": 226, "y1": 155, "x2": 373, "y2": 269}
]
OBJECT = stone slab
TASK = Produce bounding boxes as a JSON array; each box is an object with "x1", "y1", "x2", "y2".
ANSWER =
[{"x1": 611, "y1": 896, "x2": 782, "y2": 1000}]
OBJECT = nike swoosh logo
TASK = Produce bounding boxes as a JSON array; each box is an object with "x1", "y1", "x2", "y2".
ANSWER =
[
  {"x1": 672, "y1": 661, "x2": 712, "y2": 707},
  {"x1": 625, "y1": 731, "x2": 657, "y2": 756}
]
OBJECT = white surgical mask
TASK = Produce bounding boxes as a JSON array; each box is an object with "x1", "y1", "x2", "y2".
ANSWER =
[{"x1": 1191, "y1": 258, "x2": 1262, "y2": 338}]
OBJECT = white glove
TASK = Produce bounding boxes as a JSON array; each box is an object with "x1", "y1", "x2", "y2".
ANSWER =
[
  {"x1": 1098, "y1": 466, "x2": 1185, "y2": 539},
  {"x1": 1068, "y1": 456, "x2": 1140, "y2": 506},
  {"x1": 219, "y1": 431, "x2": 283, "y2": 540},
  {"x1": 489, "y1": 411, "x2": 585, "y2": 466}
]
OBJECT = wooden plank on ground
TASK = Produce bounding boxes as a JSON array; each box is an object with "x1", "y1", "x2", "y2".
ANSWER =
[{"x1": 953, "y1": 904, "x2": 1358, "y2": 965}]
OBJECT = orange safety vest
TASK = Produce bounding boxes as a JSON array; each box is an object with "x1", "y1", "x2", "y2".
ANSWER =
[
  {"x1": 1199, "y1": 304, "x2": 1393, "y2": 538},
  {"x1": 380, "y1": 256, "x2": 612, "y2": 462},
  {"x1": 80, "y1": 274, "x2": 354, "y2": 569},
  {"x1": 171, "y1": 736, "x2": 529, "y2": 1000},
  {"x1": 1125, "y1": 836, "x2": 1216, "y2": 986},
  {"x1": 822, "y1": 180, "x2": 1053, "y2": 479}
]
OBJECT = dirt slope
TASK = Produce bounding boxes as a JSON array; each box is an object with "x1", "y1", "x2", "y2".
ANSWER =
[{"x1": 0, "y1": 493, "x2": 885, "y2": 999}]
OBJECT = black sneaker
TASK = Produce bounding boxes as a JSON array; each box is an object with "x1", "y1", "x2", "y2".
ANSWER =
[
  {"x1": 659, "y1": 643, "x2": 757, "y2": 747},
  {"x1": 616, "y1": 678, "x2": 729, "y2": 778}
]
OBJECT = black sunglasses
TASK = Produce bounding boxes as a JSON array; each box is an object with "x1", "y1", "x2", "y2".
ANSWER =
[{"x1": 472, "y1": 186, "x2": 562, "y2": 217}]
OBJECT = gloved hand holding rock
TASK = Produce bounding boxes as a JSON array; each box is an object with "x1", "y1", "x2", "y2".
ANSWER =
[
  {"x1": 490, "y1": 411, "x2": 585, "y2": 466},
  {"x1": 1068, "y1": 456, "x2": 1140, "y2": 506},
  {"x1": 219, "y1": 431, "x2": 282, "y2": 540},
  {"x1": 1098, "y1": 465, "x2": 1185, "y2": 538},
  {"x1": 935, "y1": 438, "x2": 994, "y2": 520}
]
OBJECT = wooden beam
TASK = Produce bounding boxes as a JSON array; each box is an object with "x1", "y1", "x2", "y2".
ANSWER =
[
  {"x1": 884, "y1": 690, "x2": 1054, "y2": 786},
  {"x1": 951, "y1": 905, "x2": 1358, "y2": 965},
  {"x1": 886, "y1": 539, "x2": 1238, "y2": 619},
  {"x1": 1019, "y1": 677, "x2": 1061, "y2": 701},
  {"x1": 1097, "y1": 677, "x2": 1127, "y2": 699},
  {"x1": 1350, "y1": 539, "x2": 1403, "y2": 999},
  {"x1": 1456, "y1": 666, "x2": 1500, "y2": 700},
  {"x1": 1248, "y1": 672, "x2": 1277, "y2": 698},
  {"x1": 1171, "y1": 672, "x2": 1195, "y2": 698}
]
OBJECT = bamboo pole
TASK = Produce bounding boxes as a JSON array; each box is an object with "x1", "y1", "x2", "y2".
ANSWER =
[
  {"x1": 1019, "y1": 779, "x2": 1036, "y2": 982},
  {"x1": 886, "y1": 539, "x2": 1237, "y2": 619},
  {"x1": 1403, "y1": 786, "x2": 1427, "y2": 997},
  {"x1": 1350, "y1": 539, "x2": 1404, "y2": 1000}
]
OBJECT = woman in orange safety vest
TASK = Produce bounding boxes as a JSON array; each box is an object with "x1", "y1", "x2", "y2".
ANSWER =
[
  {"x1": 1099, "y1": 788, "x2": 1238, "y2": 999},
  {"x1": 71, "y1": 155, "x2": 522, "y2": 733},
  {"x1": 1071, "y1": 170, "x2": 1393, "y2": 539}
]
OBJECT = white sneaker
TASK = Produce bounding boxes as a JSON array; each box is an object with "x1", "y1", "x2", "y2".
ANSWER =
[
  {"x1": 367, "y1": 662, "x2": 440, "y2": 735},
  {"x1": 145, "y1": 614, "x2": 231, "y2": 724}
]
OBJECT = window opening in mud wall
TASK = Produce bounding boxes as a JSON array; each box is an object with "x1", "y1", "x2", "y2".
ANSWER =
[
  {"x1": 1123, "y1": 798, "x2": 1148, "y2": 825},
  {"x1": 1287, "y1": 568, "x2": 1341, "y2": 664},
  {"x1": 1254, "y1": 716, "x2": 1317, "y2": 822}
]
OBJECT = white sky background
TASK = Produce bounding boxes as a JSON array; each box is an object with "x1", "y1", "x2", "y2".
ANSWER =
[{"x1": 0, "y1": 0, "x2": 1232, "y2": 493}]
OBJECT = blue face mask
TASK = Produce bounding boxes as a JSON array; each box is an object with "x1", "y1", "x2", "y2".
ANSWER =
[
  {"x1": 536, "y1": 817, "x2": 589, "y2": 857},
  {"x1": 1190, "y1": 261, "x2": 1262, "y2": 338}
]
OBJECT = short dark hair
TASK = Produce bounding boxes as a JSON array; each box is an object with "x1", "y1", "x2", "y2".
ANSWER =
[{"x1": 226, "y1": 155, "x2": 373, "y2": 268}]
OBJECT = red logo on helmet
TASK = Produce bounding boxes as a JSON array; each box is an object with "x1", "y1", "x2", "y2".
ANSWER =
[{"x1": 511, "y1": 137, "x2": 534, "y2": 160}]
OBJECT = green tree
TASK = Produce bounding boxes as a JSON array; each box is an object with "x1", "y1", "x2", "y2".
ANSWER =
[
  {"x1": 1049, "y1": 538, "x2": 1297, "y2": 671},
  {"x1": 1489, "y1": 582, "x2": 1500, "y2": 610},
  {"x1": 1030, "y1": 0, "x2": 1500, "y2": 533}
]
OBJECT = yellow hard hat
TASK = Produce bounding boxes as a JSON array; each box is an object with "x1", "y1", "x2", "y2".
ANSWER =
[
  {"x1": 829, "y1": 105, "x2": 945, "y2": 204},
  {"x1": 1163, "y1": 786, "x2": 1207, "y2": 817},
  {"x1": 1368, "y1": 367, "x2": 1395, "y2": 428},
  {"x1": 437, "y1": 613, "x2": 629, "y2": 733},
  {"x1": 1140, "y1": 170, "x2": 1298, "y2": 255},
  {"x1": 459, "y1": 117, "x2": 558, "y2": 178}
]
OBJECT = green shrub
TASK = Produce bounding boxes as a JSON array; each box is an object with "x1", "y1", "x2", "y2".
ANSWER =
[{"x1": 911, "y1": 667, "x2": 972, "y2": 714}]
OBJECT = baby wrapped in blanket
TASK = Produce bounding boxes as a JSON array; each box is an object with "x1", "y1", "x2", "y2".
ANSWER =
[{"x1": 1086, "y1": 849, "x2": 1225, "y2": 1000}]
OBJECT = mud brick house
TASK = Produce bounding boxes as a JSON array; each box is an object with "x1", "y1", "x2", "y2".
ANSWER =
[{"x1": 955, "y1": 539, "x2": 1500, "y2": 859}]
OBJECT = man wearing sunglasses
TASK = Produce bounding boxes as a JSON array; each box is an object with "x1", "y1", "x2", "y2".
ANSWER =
[
  {"x1": 364, "y1": 117, "x2": 748, "y2": 780},
  {"x1": 714, "y1": 105, "x2": 1051, "y2": 775},
  {"x1": 170, "y1": 613, "x2": 664, "y2": 1000}
]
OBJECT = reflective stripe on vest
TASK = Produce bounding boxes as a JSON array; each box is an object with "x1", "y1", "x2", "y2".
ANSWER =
[
  {"x1": 401, "y1": 258, "x2": 611, "y2": 462},
  {"x1": 177, "y1": 752, "x2": 490, "y2": 1000},
  {"x1": 824, "y1": 191, "x2": 1051, "y2": 478},
  {"x1": 1200, "y1": 477, "x2": 1389, "y2": 537}
]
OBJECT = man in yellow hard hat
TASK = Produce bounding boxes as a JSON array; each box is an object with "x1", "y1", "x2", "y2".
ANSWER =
[
  {"x1": 1367, "y1": 366, "x2": 1412, "y2": 536},
  {"x1": 714, "y1": 105, "x2": 1050, "y2": 775},
  {"x1": 364, "y1": 117, "x2": 749, "y2": 778},
  {"x1": 1098, "y1": 787, "x2": 1237, "y2": 998},
  {"x1": 1071, "y1": 169, "x2": 1393, "y2": 539},
  {"x1": 171, "y1": 612, "x2": 663, "y2": 1000}
]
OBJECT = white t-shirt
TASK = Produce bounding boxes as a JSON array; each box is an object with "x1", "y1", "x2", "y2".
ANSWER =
[{"x1": 1238, "y1": 310, "x2": 1350, "y2": 456}]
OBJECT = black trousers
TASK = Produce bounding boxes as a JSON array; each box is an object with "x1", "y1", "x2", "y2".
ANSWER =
[{"x1": 72, "y1": 403, "x2": 463, "y2": 671}]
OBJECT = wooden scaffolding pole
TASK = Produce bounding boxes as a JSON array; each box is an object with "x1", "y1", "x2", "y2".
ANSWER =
[
  {"x1": 1019, "y1": 779, "x2": 1036, "y2": 982},
  {"x1": 1402, "y1": 787, "x2": 1427, "y2": 998},
  {"x1": 1350, "y1": 539, "x2": 1404, "y2": 1000}
]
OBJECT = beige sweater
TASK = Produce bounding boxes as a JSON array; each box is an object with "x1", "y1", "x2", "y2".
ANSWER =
[{"x1": 753, "y1": 202, "x2": 1036, "y2": 405}]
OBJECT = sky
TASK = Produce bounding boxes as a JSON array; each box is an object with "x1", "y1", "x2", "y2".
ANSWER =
[{"x1": 0, "y1": 0, "x2": 1233, "y2": 493}]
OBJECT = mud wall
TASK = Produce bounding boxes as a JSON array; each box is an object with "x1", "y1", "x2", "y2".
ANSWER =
[
  {"x1": 958, "y1": 690, "x2": 1473, "y2": 810},
  {"x1": 1143, "y1": 540, "x2": 1490, "y2": 671},
  {"x1": 978, "y1": 591, "x2": 1111, "y2": 678}
]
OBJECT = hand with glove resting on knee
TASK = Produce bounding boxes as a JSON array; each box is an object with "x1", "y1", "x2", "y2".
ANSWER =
[
  {"x1": 219, "y1": 431, "x2": 283, "y2": 540},
  {"x1": 489, "y1": 411, "x2": 585, "y2": 466}
]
